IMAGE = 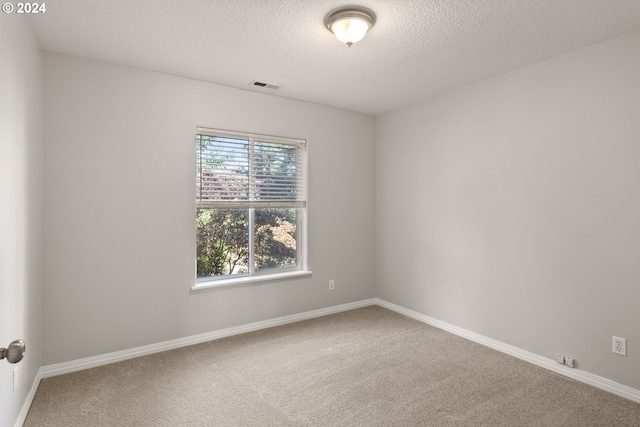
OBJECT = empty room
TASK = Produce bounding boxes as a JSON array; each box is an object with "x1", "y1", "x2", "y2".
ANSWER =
[{"x1": 2, "y1": 1, "x2": 640, "y2": 425}]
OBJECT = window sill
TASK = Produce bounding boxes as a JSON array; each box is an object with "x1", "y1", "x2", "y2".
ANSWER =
[{"x1": 191, "y1": 270, "x2": 313, "y2": 291}]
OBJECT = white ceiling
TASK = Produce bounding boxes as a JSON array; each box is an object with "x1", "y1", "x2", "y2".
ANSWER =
[{"x1": 27, "y1": 0, "x2": 640, "y2": 116}]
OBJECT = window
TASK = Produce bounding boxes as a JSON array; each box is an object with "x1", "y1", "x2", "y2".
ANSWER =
[{"x1": 195, "y1": 127, "x2": 308, "y2": 285}]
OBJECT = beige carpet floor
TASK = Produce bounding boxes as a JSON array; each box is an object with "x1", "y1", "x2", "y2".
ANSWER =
[{"x1": 24, "y1": 306, "x2": 640, "y2": 426}]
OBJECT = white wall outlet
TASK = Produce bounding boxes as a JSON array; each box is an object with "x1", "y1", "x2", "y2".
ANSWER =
[
  {"x1": 555, "y1": 353, "x2": 565, "y2": 364},
  {"x1": 613, "y1": 336, "x2": 627, "y2": 356},
  {"x1": 329, "y1": 279, "x2": 335, "y2": 291},
  {"x1": 564, "y1": 356, "x2": 575, "y2": 368},
  {"x1": 13, "y1": 366, "x2": 19, "y2": 392}
]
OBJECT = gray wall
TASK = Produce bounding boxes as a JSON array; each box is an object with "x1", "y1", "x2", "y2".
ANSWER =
[
  {"x1": 0, "y1": 14, "x2": 43, "y2": 427},
  {"x1": 43, "y1": 52, "x2": 376, "y2": 365},
  {"x1": 376, "y1": 29, "x2": 640, "y2": 390}
]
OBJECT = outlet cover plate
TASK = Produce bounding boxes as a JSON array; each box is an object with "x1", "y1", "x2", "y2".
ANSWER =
[{"x1": 612, "y1": 336, "x2": 627, "y2": 356}]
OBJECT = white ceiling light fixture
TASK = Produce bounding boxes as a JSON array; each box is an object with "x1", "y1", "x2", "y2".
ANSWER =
[{"x1": 325, "y1": 8, "x2": 376, "y2": 47}]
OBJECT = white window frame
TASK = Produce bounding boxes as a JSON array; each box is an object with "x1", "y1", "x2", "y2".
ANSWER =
[{"x1": 192, "y1": 127, "x2": 310, "y2": 290}]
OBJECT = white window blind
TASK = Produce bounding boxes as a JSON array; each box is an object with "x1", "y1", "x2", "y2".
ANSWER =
[{"x1": 196, "y1": 128, "x2": 307, "y2": 209}]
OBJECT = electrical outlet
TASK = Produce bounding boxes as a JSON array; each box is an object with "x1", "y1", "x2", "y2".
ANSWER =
[
  {"x1": 613, "y1": 336, "x2": 626, "y2": 356},
  {"x1": 329, "y1": 280, "x2": 335, "y2": 291}
]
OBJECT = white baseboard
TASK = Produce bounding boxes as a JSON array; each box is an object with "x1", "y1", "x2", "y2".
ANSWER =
[
  {"x1": 375, "y1": 298, "x2": 640, "y2": 404},
  {"x1": 14, "y1": 370, "x2": 42, "y2": 427},
  {"x1": 39, "y1": 298, "x2": 376, "y2": 379},
  {"x1": 18, "y1": 296, "x2": 640, "y2": 426}
]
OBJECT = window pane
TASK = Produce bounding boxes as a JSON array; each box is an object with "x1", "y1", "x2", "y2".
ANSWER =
[
  {"x1": 196, "y1": 208, "x2": 249, "y2": 278},
  {"x1": 196, "y1": 135, "x2": 250, "y2": 204},
  {"x1": 253, "y1": 141, "x2": 299, "y2": 202},
  {"x1": 254, "y1": 208, "x2": 297, "y2": 271}
]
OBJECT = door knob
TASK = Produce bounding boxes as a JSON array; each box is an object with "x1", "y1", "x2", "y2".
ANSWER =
[{"x1": 0, "y1": 339, "x2": 26, "y2": 364}]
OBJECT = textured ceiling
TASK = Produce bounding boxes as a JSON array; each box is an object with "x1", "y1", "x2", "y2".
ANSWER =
[{"x1": 27, "y1": 0, "x2": 640, "y2": 116}]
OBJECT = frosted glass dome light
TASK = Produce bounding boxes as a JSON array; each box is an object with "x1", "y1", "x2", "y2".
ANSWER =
[{"x1": 325, "y1": 8, "x2": 375, "y2": 47}]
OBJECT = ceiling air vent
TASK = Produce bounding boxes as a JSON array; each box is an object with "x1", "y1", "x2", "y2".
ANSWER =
[{"x1": 250, "y1": 80, "x2": 280, "y2": 90}]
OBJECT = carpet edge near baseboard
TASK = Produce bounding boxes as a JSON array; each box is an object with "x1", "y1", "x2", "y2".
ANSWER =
[
  {"x1": 14, "y1": 372, "x2": 41, "y2": 427},
  {"x1": 17, "y1": 297, "x2": 640, "y2": 427},
  {"x1": 39, "y1": 299, "x2": 377, "y2": 379},
  {"x1": 374, "y1": 298, "x2": 640, "y2": 405}
]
